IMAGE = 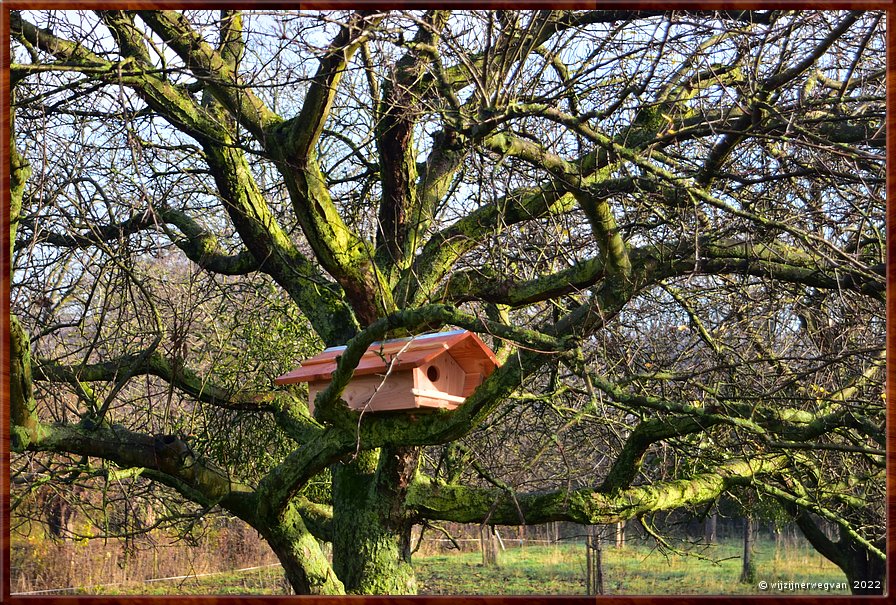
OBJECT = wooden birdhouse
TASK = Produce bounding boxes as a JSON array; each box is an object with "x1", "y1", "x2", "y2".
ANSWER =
[{"x1": 274, "y1": 330, "x2": 499, "y2": 414}]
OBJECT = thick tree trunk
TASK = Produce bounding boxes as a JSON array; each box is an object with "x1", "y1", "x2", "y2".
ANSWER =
[
  {"x1": 789, "y1": 504, "x2": 885, "y2": 595},
  {"x1": 331, "y1": 448, "x2": 417, "y2": 594}
]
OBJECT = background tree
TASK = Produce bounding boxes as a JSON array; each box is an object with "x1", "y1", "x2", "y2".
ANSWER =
[{"x1": 9, "y1": 9, "x2": 885, "y2": 594}]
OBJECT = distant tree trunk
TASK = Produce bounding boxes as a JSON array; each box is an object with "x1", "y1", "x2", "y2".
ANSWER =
[
  {"x1": 494, "y1": 528, "x2": 506, "y2": 552},
  {"x1": 42, "y1": 490, "x2": 75, "y2": 539},
  {"x1": 705, "y1": 510, "x2": 718, "y2": 544},
  {"x1": 773, "y1": 525, "x2": 782, "y2": 561},
  {"x1": 740, "y1": 515, "x2": 756, "y2": 584},
  {"x1": 142, "y1": 502, "x2": 156, "y2": 530},
  {"x1": 787, "y1": 524, "x2": 797, "y2": 548},
  {"x1": 46, "y1": 495, "x2": 69, "y2": 538},
  {"x1": 585, "y1": 526, "x2": 604, "y2": 595},
  {"x1": 480, "y1": 525, "x2": 500, "y2": 567},
  {"x1": 615, "y1": 520, "x2": 626, "y2": 549}
]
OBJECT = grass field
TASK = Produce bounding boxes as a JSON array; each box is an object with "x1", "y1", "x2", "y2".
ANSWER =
[
  {"x1": 66, "y1": 537, "x2": 849, "y2": 596},
  {"x1": 414, "y1": 539, "x2": 850, "y2": 595}
]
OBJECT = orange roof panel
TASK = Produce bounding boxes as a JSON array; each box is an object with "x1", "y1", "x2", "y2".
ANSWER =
[{"x1": 275, "y1": 330, "x2": 498, "y2": 385}]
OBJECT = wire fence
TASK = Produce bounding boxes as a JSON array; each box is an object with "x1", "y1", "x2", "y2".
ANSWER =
[
  {"x1": 11, "y1": 563, "x2": 284, "y2": 596},
  {"x1": 11, "y1": 537, "x2": 590, "y2": 595}
]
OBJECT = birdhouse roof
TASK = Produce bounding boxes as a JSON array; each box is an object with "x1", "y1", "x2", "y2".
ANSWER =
[{"x1": 274, "y1": 330, "x2": 500, "y2": 385}]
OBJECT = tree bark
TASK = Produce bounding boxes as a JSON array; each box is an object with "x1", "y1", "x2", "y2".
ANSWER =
[
  {"x1": 331, "y1": 449, "x2": 417, "y2": 594},
  {"x1": 842, "y1": 538, "x2": 886, "y2": 595},
  {"x1": 259, "y1": 499, "x2": 344, "y2": 594},
  {"x1": 585, "y1": 526, "x2": 604, "y2": 595},
  {"x1": 787, "y1": 502, "x2": 885, "y2": 595}
]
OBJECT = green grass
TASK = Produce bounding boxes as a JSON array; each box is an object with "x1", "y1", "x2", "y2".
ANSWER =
[
  {"x1": 414, "y1": 539, "x2": 851, "y2": 595},
  {"x1": 73, "y1": 565, "x2": 290, "y2": 596},
  {"x1": 415, "y1": 545, "x2": 581, "y2": 595},
  {"x1": 77, "y1": 538, "x2": 850, "y2": 596}
]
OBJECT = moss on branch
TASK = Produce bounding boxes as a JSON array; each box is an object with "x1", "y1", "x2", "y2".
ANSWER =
[
  {"x1": 407, "y1": 455, "x2": 789, "y2": 525},
  {"x1": 34, "y1": 351, "x2": 274, "y2": 412},
  {"x1": 258, "y1": 498, "x2": 345, "y2": 594},
  {"x1": 202, "y1": 143, "x2": 359, "y2": 344},
  {"x1": 20, "y1": 420, "x2": 257, "y2": 522},
  {"x1": 405, "y1": 186, "x2": 577, "y2": 306},
  {"x1": 137, "y1": 10, "x2": 280, "y2": 140},
  {"x1": 10, "y1": 316, "x2": 46, "y2": 451}
]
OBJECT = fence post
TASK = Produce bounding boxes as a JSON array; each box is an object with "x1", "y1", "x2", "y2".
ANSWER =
[
  {"x1": 740, "y1": 515, "x2": 756, "y2": 584},
  {"x1": 705, "y1": 509, "x2": 718, "y2": 544},
  {"x1": 585, "y1": 526, "x2": 604, "y2": 595},
  {"x1": 615, "y1": 520, "x2": 625, "y2": 549},
  {"x1": 494, "y1": 528, "x2": 506, "y2": 552},
  {"x1": 480, "y1": 525, "x2": 500, "y2": 567}
]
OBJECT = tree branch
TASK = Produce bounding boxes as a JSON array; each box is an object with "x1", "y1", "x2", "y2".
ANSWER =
[
  {"x1": 11, "y1": 11, "x2": 228, "y2": 144},
  {"x1": 18, "y1": 208, "x2": 261, "y2": 276},
  {"x1": 264, "y1": 13, "x2": 391, "y2": 326},
  {"x1": 28, "y1": 423, "x2": 258, "y2": 524},
  {"x1": 375, "y1": 11, "x2": 450, "y2": 276},
  {"x1": 136, "y1": 10, "x2": 280, "y2": 141},
  {"x1": 406, "y1": 455, "x2": 789, "y2": 525},
  {"x1": 404, "y1": 183, "x2": 577, "y2": 306},
  {"x1": 34, "y1": 351, "x2": 275, "y2": 412},
  {"x1": 201, "y1": 142, "x2": 360, "y2": 345}
]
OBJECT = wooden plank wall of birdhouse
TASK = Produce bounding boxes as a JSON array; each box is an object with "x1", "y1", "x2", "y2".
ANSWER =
[
  {"x1": 462, "y1": 372, "x2": 485, "y2": 397},
  {"x1": 413, "y1": 352, "x2": 465, "y2": 398},
  {"x1": 307, "y1": 372, "x2": 418, "y2": 414},
  {"x1": 409, "y1": 392, "x2": 464, "y2": 410},
  {"x1": 445, "y1": 336, "x2": 499, "y2": 395}
]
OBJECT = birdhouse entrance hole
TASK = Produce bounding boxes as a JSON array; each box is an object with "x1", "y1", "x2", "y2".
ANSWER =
[{"x1": 426, "y1": 365, "x2": 440, "y2": 382}]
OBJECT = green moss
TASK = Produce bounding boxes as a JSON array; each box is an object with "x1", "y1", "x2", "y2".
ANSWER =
[
  {"x1": 406, "y1": 188, "x2": 577, "y2": 307},
  {"x1": 574, "y1": 192, "x2": 630, "y2": 278},
  {"x1": 262, "y1": 500, "x2": 345, "y2": 594},
  {"x1": 10, "y1": 425, "x2": 33, "y2": 452},
  {"x1": 202, "y1": 142, "x2": 359, "y2": 343},
  {"x1": 9, "y1": 125, "x2": 31, "y2": 254},
  {"x1": 10, "y1": 315, "x2": 42, "y2": 451},
  {"x1": 330, "y1": 451, "x2": 418, "y2": 594}
]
